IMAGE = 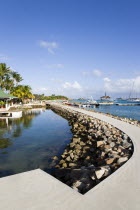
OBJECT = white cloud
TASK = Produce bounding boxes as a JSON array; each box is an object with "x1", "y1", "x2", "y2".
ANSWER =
[
  {"x1": 103, "y1": 76, "x2": 140, "y2": 94},
  {"x1": 46, "y1": 64, "x2": 64, "y2": 69},
  {"x1": 62, "y1": 81, "x2": 82, "y2": 90},
  {"x1": 38, "y1": 40, "x2": 58, "y2": 54},
  {"x1": 93, "y1": 69, "x2": 102, "y2": 77},
  {"x1": 0, "y1": 54, "x2": 9, "y2": 60},
  {"x1": 103, "y1": 77, "x2": 111, "y2": 82}
]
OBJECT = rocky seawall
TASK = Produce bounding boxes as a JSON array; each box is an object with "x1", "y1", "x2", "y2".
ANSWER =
[{"x1": 48, "y1": 104, "x2": 133, "y2": 194}]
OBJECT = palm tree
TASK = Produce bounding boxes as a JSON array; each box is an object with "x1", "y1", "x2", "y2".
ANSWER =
[
  {"x1": 0, "y1": 63, "x2": 34, "y2": 102},
  {"x1": 11, "y1": 71, "x2": 23, "y2": 86},
  {"x1": 10, "y1": 85, "x2": 35, "y2": 102},
  {"x1": 0, "y1": 63, "x2": 24, "y2": 93},
  {"x1": 4, "y1": 75, "x2": 14, "y2": 92},
  {"x1": 0, "y1": 63, "x2": 12, "y2": 90}
]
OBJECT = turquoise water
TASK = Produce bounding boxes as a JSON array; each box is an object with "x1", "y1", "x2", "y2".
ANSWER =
[
  {"x1": 86, "y1": 104, "x2": 140, "y2": 121},
  {"x1": 70, "y1": 99, "x2": 140, "y2": 121},
  {"x1": 0, "y1": 109, "x2": 72, "y2": 177}
]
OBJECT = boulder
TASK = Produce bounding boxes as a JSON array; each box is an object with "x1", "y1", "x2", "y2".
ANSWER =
[
  {"x1": 122, "y1": 134, "x2": 129, "y2": 140},
  {"x1": 105, "y1": 130, "x2": 111, "y2": 137},
  {"x1": 90, "y1": 175, "x2": 96, "y2": 180},
  {"x1": 69, "y1": 163, "x2": 77, "y2": 167},
  {"x1": 80, "y1": 141, "x2": 86, "y2": 146},
  {"x1": 123, "y1": 140, "x2": 132, "y2": 149},
  {"x1": 52, "y1": 156, "x2": 58, "y2": 160},
  {"x1": 101, "y1": 166, "x2": 111, "y2": 177},
  {"x1": 95, "y1": 168, "x2": 106, "y2": 179},
  {"x1": 117, "y1": 157, "x2": 128, "y2": 164},
  {"x1": 105, "y1": 158, "x2": 115, "y2": 165},
  {"x1": 73, "y1": 123, "x2": 79, "y2": 129},
  {"x1": 110, "y1": 142, "x2": 115, "y2": 148},
  {"x1": 66, "y1": 156, "x2": 71, "y2": 162},
  {"x1": 70, "y1": 153, "x2": 74, "y2": 159},
  {"x1": 97, "y1": 141, "x2": 104, "y2": 147},
  {"x1": 70, "y1": 143, "x2": 75, "y2": 148},
  {"x1": 75, "y1": 144, "x2": 82, "y2": 150},
  {"x1": 62, "y1": 163, "x2": 67, "y2": 168},
  {"x1": 59, "y1": 159, "x2": 65, "y2": 164},
  {"x1": 72, "y1": 180, "x2": 82, "y2": 188},
  {"x1": 72, "y1": 138, "x2": 81, "y2": 143},
  {"x1": 88, "y1": 135, "x2": 92, "y2": 140}
]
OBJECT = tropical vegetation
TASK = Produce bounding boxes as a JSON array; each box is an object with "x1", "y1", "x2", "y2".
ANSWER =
[
  {"x1": 0, "y1": 63, "x2": 34, "y2": 101},
  {"x1": 0, "y1": 63, "x2": 68, "y2": 102},
  {"x1": 34, "y1": 94, "x2": 69, "y2": 101}
]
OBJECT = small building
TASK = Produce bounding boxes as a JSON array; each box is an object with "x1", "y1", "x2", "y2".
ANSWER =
[{"x1": 0, "y1": 90, "x2": 20, "y2": 110}]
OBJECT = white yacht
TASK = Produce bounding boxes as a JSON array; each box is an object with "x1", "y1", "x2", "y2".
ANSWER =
[{"x1": 87, "y1": 96, "x2": 97, "y2": 105}]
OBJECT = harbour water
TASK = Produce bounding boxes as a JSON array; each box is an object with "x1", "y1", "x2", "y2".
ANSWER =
[
  {"x1": 71, "y1": 99, "x2": 140, "y2": 121},
  {"x1": 85, "y1": 104, "x2": 140, "y2": 121},
  {"x1": 0, "y1": 108, "x2": 72, "y2": 178},
  {"x1": 0, "y1": 101, "x2": 140, "y2": 178}
]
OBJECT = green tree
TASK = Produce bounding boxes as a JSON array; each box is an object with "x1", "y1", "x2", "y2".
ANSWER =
[
  {"x1": 11, "y1": 71, "x2": 23, "y2": 86},
  {"x1": 0, "y1": 63, "x2": 33, "y2": 102},
  {"x1": 0, "y1": 63, "x2": 23, "y2": 92},
  {"x1": 10, "y1": 85, "x2": 35, "y2": 102},
  {"x1": 0, "y1": 63, "x2": 12, "y2": 90}
]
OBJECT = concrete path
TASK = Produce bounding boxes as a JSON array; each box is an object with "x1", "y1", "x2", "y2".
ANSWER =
[{"x1": 0, "y1": 103, "x2": 140, "y2": 210}]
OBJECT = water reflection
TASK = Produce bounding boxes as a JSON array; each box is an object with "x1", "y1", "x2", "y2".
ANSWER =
[
  {"x1": 0, "y1": 108, "x2": 72, "y2": 177},
  {"x1": 0, "y1": 138, "x2": 12, "y2": 149},
  {"x1": 0, "y1": 109, "x2": 43, "y2": 147}
]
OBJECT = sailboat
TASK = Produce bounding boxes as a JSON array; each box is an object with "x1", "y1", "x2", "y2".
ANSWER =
[{"x1": 127, "y1": 81, "x2": 140, "y2": 102}]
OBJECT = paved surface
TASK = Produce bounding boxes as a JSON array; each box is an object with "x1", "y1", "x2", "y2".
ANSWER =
[{"x1": 0, "y1": 103, "x2": 140, "y2": 210}]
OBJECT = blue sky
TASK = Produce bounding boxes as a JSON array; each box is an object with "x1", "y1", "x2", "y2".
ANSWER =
[{"x1": 0, "y1": 0, "x2": 140, "y2": 98}]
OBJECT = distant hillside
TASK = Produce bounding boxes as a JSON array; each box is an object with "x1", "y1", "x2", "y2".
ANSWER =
[
  {"x1": 34, "y1": 94, "x2": 69, "y2": 100},
  {"x1": 45, "y1": 95, "x2": 69, "y2": 100}
]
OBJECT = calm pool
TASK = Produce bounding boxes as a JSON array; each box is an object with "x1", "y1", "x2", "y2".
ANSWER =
[{"x1": 0, "y1": 108, "x2": 72, "y2": 177}]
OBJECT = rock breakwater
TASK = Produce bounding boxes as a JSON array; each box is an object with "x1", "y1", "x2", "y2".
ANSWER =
[{"x1": 49, "y1": 104, "x2": 133, "y2": 194}]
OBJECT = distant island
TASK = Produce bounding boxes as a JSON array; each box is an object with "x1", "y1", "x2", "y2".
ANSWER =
[
  {"x1": 77, "y1": 98, "x2": 86, "y2": 100},
  {"x1": 34, "y1": 94, "x2": 69, "y2": 101}
]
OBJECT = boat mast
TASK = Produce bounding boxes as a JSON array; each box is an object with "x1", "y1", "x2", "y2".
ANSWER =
[{"x1": 129, "y1": 81, "x2": 135, "y2": 99}]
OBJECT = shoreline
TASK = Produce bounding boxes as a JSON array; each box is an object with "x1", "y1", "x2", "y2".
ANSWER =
[
  {"x1": 0, "y1": 102, "x2": 140, "y2": 209},
  {"x1": 9, "y1": 101, "x2": 140, "y2": 127},
  {"x1": 68, "y1": 104, "x2": 140, "y2": 127},
  {"x1": 48, "y1": 103, "x2": 133, "y2": 194}
]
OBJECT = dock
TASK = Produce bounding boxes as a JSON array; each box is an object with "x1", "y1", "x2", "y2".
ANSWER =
[
  {"x1": 73, "y1": 102, "x2": 140, "y2": 107},
  {"x1": 0, "y1": 110, "x2": 22, "y2": 118},
  {"x1": 116, "y1": 103, "x2": 140, "y2": 106}
]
